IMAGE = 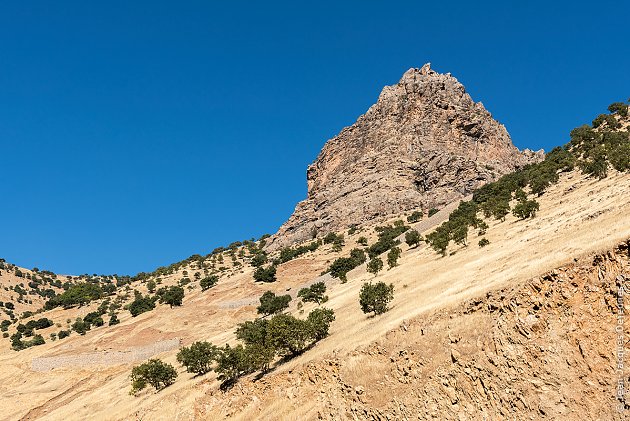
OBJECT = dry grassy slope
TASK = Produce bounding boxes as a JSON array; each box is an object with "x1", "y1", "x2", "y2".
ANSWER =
[{"x1": 0, "y1": 169, "x2": 628, "y2": 421}]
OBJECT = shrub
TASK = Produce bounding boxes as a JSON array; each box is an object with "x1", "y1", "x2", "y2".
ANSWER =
[
  {"x1": 130, "y1": 359, "x2": 178, "y2": 394},
  {"x1": 478, "y1": 238, "x2": 490, "y2": 247},
  {"x1": 44, "y1": 283, "x2": 103, "y2": 309},
  {"x1": 307, "y1": 308, "x2": 335, "y2": 340},
  {"x1": 357, "y1": 236, "x2": 368, "y2": 246},
  {"x1": 156, "y1": 286, "x2": 185, "y2": 307},
  {"x1": 214, "y1": 344, "x2": 252, "y2": 387},
  {"x1": 177, "y1": 341, "x2": 219, "y2": 375},
  {"x1": 428, "y1": 208, "x2": 439, "y2": 217},
  {"x1": 257, "y1": 291, "x2": 291, "y2": 316},
  {"x1": 267, "y1": 313, "x2": 314, "y2": 357},
  {"x1": 109, "y1": 313, "x2": 120, "y2": 326},
  {"x1": 387, "y1": 247, "x2": 401, "y2": 268},
  {"x1": 72, "y1": 318, "x2": 90, "y2": 335},
  {"x1": 404, "y1": 230, "x2": 422, "y2": 248},
  {"x1": 512, "y1": 199, "x2": 540, "y2": 219},
  {"x1": 298, "y1": 281, "x2": 327, "y2": 304},
  {"x1": 359, "y1": 282, "x2": 394, "y2": 316},
  {"x1": 407, "y1": 210, "x2": 423, "y2": 223},
  {"x1": 58, "y1": 330, "x2": 71, "y2": 339},
  {"x1": 200, "y1": 275, "x2": 219, "y2": 291},
  {"x1": 367, "y1": 223, "x2": 408, "y2": 259},
  {"x1": 323, "y1": 232, "x2": 343, "y2": 245},
  {"x1": 129, "y1": 294, "x2": 156, "y2": 317},
  {"x1": 608, "y1": 102, "x2": 628, "y2": 117},
  {"x1": 147, "y1": 280, "x2": 156, "y2": 293},
  {"x1": 253, "y1": 265, "x2": 277, "y2": 283},
  {"x1": 366, "y1": 257, "x2": 384, "y2": 276}
]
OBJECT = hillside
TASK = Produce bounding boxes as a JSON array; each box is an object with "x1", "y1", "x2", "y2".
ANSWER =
[
  {"x1": 0, "y1": 165, "x2": 628, "y2": 420},
  {"x1": 0, "y1": 86, "x2": 628, "y2": 420}
]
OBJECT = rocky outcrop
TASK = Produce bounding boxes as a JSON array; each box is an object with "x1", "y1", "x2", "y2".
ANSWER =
[{"x1": 269, "y1": 64, "x2": 542, "y2": 249}]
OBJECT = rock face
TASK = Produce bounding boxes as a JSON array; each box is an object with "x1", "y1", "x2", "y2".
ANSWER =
[{"x1": 270, "y1": 64, "x2": 542, "y2": 249}]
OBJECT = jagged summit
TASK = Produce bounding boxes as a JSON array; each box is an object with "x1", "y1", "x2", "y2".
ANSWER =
[{"x1": 269, "y1": 64, "x2": 542, "y2": 250}]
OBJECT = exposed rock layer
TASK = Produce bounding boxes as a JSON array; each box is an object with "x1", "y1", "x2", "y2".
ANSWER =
[{"x1": 270, "y1": 64, "x2": 542, "y2": 249}]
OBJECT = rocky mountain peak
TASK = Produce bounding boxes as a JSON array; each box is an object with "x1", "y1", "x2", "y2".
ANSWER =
[{"x1": 268, "y1": 65, "x2": 543, "y2": 250}]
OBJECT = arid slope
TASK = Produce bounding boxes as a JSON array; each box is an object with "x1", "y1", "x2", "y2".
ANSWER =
[{"x1": 0, "y1": 168, "x2": 629, "y2": 420}]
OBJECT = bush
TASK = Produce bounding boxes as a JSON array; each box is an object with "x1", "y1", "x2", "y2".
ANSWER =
[
  {"x1": 359, "y1": 282, "x2": 394, "y2": 316},
  {"x1": 257, "y1": 291, "x2": 291, "y2": 316},
  {"x1": 428, "y1": 208, "x2": 439, "y2": 217},
  {"x1": 129, "y1": 294, "x2": 156, "y2": 317},
  {"x1": 406, "y1": 210, "x2": 423, "y2": 223},
  {"x1": 307, "y1": 308, "x2": 335, "y2": 340},
  {"x1": 72, "y1": 318, "x2": 90, "y2": 335},
  {"x1": 147, "y1": 280, "x2": 156, "y2": 293},
  {"x1": 44, "y1": 283, "x2": 103, "y2": 309},
  {"x1": 512, "y1": 199, "x2": 540, "y2": 219},
  {"x1": 327, "y1": 248, "x2": 367, "y2": 282},
  {"x1": 478, "y1": 238, "x2": 490, "y2": 247},
  {"x1": 214, "y1": 344, "x2": 252, "y2": 386},
  {"x1": 366, "y1": 257, "x2": 384, "y2": 276},
  {"x1": 58, "y1": 330, "x2": 71, "y2": 339},
  {"x1": 156, "y1": 286, "x2": 185, "y2": 307},
  {"x1": 404, "y1": 230, "x2": 422, "y2": 248},
  {"x1": 200, "y1": 275, "x2": 219, "y2": 291},
  {"x1": 387, "y1": 247, "x2": 402, "y2": 268},
  {"x1": 177, "y1": 341, "x2": 219, "y2": 375},
  {"x1": 608, "y1": 102, "x2": 629, "y2": 117},
  {"x1": 106, "y1": 313, "x2": 119, "y2": 325},
  {"x1": 130, "y1": 359, "x2": 178, "y2": 394},
  {"x1": 298, "y1": 282, "x2": 327, "y2": 304},
  {"x1": 357, "y1": 236, "x2": 368, "y2": 246},
  {"x1": 367, "y1": 223, "x2": 408, "y2": 259},
  {"x1": 253, "y1": 265, "x2": 277, "y2": 283},
  {"x1": 267, "y1": 313, "x2": 314, "y2": 357}
]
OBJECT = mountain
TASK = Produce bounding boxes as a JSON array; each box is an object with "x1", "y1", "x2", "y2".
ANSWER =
[{"x1": 270, "y1": 64, "x2": 543, "y2": 249}]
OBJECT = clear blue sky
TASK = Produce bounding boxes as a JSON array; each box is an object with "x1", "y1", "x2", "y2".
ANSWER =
[{"x1": 1, "y1": 1, "x2": 628, "y2": 276}]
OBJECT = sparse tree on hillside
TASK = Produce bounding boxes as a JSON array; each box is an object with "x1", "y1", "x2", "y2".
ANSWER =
[
  {"x1": 366, "y1": 257, "x2": 383, "y2": 277},
  {"x1": 157, "y1": 286, "x2": 185, "y2": 307},
  {"x1": 359, "y1": 282, "x2": 394, "y2": 316},
  {"x1": 253, "y1": 265, "x2": 277, "y2": 283},
  {"x1": 200, "y1": 275, "x2": 219, "y2": 291},
  {"x1": 307, "y1": 308, "x2": 335, "y2": 340},
  {"x1": 147, "y1": 280, "x2": 156, "y2": 293},
  {"x1": 512, "y1": 199, "x2": 540, "y2": 220},
  {"x1": 257, "y1": 291, "x2": 291, "y2": 316},
  {"x1": 176, "y1": 341, "x2": 219, "y2": 375},
  {"x1": 298, "y1": 281, "x2": 327, "y2": 304},
  {"x1": 404, "y1": 230, "x2": 422, "y2": 248},
  {"x1": 387, "y1": 247, "x2": 402, "y2": 268},
  {"x1": 130, "y1": 359, "x2": 178, "y2": 394}
]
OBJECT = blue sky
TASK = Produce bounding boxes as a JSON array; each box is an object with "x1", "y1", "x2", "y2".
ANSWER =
[{"x1": 1, "y1": 1, "x2": 628, "y2": 275}]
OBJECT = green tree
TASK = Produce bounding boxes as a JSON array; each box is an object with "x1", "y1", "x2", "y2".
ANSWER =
[
  {"x1": 608, "y1": 102, "x2": 629, "y2": 117},
  {"x1": 404, "y1": 230, "x2": 422, "y2": 248},
  {"x1": 130, "y1": 359, "x2": 178, "y2": 394},
  {"x1": 428, "y1": 208, "x2": 439, "y2": 217},
  {"x1": 147, "y1": 280, "x2": 156, "y2": 293},
  {"x1": 452, "y1": 225, "x2": 468, "y2": 246},
  {"x1": 306, "y1": 308, "x2": 335, "y2": 341},
  {"x1": 357, "y1": 236, "x2": 368, "y2": 246},
  {"x1": 366, "y1": 257, "x2": 384, "y2": 276},
  {"x1": 267, "y1": 313, "x2": 314, "y2": 357},
  {"x1": 257, "y1": 291, "x2": 291, "y2": 316},
  {"x1": 129, "y1": 294, "x2": 156, "y2": 317},
  {"x1": 512, "y1": 199, "x2": 540, "y2": 219},
  {"x1": 253, "y1": 265, "x2": 277, "y2": 283},
  {"x1": 200, "y1": 275, "x2": 219, "y2": 291},
  {"x1": 478, "y1": 238, "x2": 490, "y2": 247},
  {"x1": 176, "y1": 341, "x2": 219, "y2": 375},
  {"x1": 156, "y1": 286, "x2": 185, "y2": 307},
  {"x1": 109, "y1": 313, "x2": 120, "y2": 326},
  {"x1": 386, "y1": 247, "x2": 402, "y2": 268},
  {"x1": 359, "y1": 282, "x2": 394, "y2": 316},
  {"x1": 407, "y1": 210, "x2": 423, "y2": 223},
  {"x1": 298, "y1": 281, "x2": 327, "y2": 304},
  {"x1": 214, "y1": 344, "x2": 252, "y2": 387}
]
